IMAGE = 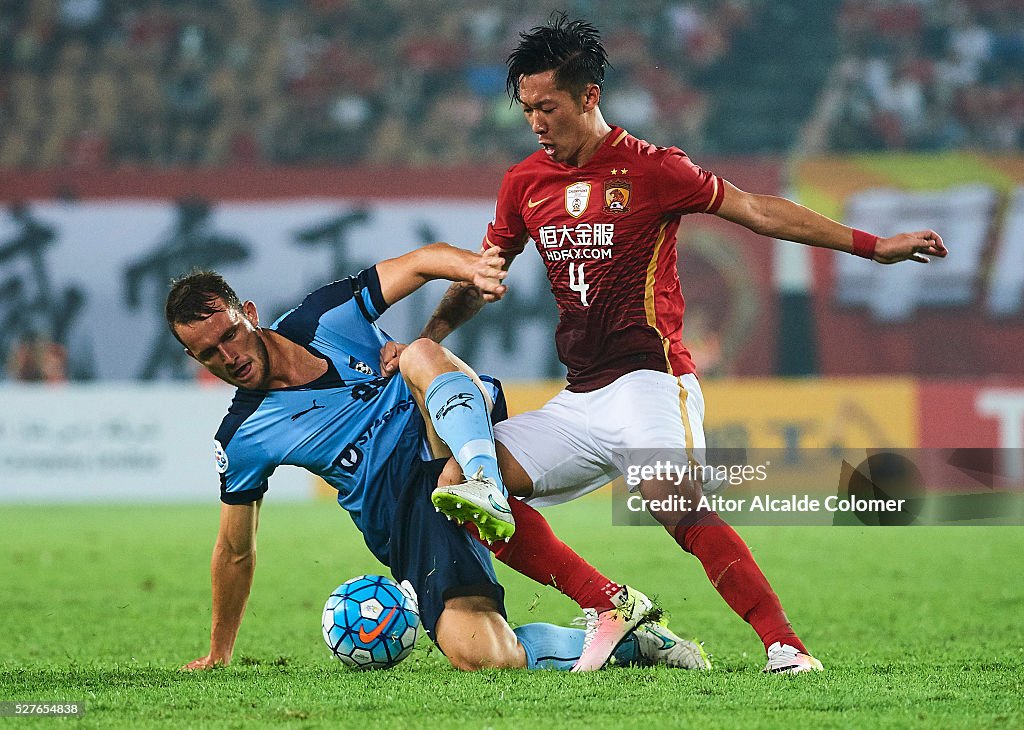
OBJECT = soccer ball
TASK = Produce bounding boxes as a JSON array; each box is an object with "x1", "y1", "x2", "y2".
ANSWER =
[{"x1": 321, "y1": 575, "x2": 421, "y2": 669}]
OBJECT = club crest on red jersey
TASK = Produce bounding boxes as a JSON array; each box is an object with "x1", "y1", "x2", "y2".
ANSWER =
[
  {"x1": 603, "y1": 178, "x2": 631, "y2": 214},
  {"x1": 565, "y1": 182, "x2": 591, "y2": 219}
]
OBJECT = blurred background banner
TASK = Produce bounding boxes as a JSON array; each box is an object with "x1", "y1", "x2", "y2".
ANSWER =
[
  {"x1": 0, "y1": 191, "x2": 547, "y2": 381},
  {"x1": 0, "y1": 382, "x2": 308, "y2": 502},
  {"x1": 701, "y1": 378, "x2": 918, "y2": 449},
  {"x1": 0, "y1": 161, "x2": 782, "y2": 382},
  {"x1": 796, "y1": 154, "x2": 1024, "y2": 376}
]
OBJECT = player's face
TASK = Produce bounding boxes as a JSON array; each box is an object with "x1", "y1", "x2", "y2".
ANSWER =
[
  {"x1": 176, "y1": 300, "x2": 271, "y2": 389},
  {"x1": 518, "y1": 70, "x2": 594, "y2": 166}
]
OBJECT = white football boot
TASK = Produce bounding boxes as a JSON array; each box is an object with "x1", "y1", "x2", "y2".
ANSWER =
[
  {"x1": 431, "y1": 466, "x2": 515, "y2": 543},
  {"x1": 634, "y1": 622, "x2": 711, "y2": 670},
  {"x1": 764, "y1": 641, "x2": 824, "y2": 674}
]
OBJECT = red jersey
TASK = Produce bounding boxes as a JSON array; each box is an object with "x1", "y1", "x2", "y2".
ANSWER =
[{"x1": 484, "y1": 127, "x2": 725, "y2": 392}]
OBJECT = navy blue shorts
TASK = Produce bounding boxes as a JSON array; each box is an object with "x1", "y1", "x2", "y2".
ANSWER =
[{"x1": 388, "y1": 456, "x2": 506, "y2": 643}]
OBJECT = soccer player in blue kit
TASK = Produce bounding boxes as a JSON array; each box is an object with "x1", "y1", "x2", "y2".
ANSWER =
[{"x1": 169, "y1": 242, "x2": 704, "y2": 673}]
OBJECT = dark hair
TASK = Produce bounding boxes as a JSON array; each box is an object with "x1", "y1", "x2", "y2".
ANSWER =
[
  {"x1": 506, "y1": 12, "x2": 609, "y2": 103},
  {"x1": 165, "y1": 269, "x2": 243, "y2": 344}
]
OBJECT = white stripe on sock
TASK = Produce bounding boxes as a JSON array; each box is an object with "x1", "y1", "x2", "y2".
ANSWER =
[{"x1": 457, "y1": 438, "x2": 496, "y2": 468}]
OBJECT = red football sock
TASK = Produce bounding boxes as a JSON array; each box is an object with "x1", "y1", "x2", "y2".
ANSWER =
[
  {"x1": 465, "y1": 498, "x2": 620, "y2": 611},
  {"x1": 673, "y1": 510, "x2": 807, "y2": 654}
]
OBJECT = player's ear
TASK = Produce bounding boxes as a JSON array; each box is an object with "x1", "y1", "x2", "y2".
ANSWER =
[
  {"x1": 582, "y1": 83, "x2": 601, "y2": 112},
  {"x1": 242, "y1": 300, "x2": 259, "y2": 328}
]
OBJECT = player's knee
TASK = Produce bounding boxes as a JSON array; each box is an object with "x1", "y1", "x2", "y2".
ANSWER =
[
  {"x1": 446, "y1": 651, "x2": 479, "y2": 672},
  {"x1": 445, "y1": 635, "x2": 522, "y2": 671},
  {"x1": 436, "y1": 596, "x2": 525, "y2": 671},
  {"x1": 399, "y1": 337, "x2": 444, "y2": 368},
  {"x1": 398, "y1": 338, "x2": 446, "y2": 384}
]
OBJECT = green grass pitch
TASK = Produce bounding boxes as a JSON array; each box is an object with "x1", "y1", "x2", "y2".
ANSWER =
[{"x1": 1, "y1": 499, "x2": 1022, "y2": 728}]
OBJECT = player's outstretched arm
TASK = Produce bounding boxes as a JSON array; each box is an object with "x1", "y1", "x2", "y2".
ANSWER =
[
  {"x1": 715, "y1": 181, "x2": 947, "y2": 264},
  {"x1": 181, "y1": 501, "x2": 260, "y2": 671},
  {"x1": 376, "y1": 243, "x2": 507, "y2": 308}
]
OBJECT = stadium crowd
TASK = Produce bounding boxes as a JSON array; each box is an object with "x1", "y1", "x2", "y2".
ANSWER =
[
  {"x1": 0, "y1": 0, "x2": 755, "y2": 168},
  {"x1": 830, "y1": 0, "x2": 1024, "y2": 151},
  {"x1": 1, "y1": 0, "x2": 1019, "y2": 166}
]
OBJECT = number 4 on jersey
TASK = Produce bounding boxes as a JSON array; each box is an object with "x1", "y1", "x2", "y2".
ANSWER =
[{"x1": 569, "y1": 262, "x2": 590, "y2": 306}]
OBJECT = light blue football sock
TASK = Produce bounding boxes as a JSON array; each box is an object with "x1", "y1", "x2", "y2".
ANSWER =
[
  {"x1": 514, "y1": 624, "x2": 584, "y2": 671},
  {"x1": 424, "y1": 371, "x2": 506, "y2": 496},
  {"x1": 513, "y1": 624, "x2": 642, "y2": 670}
]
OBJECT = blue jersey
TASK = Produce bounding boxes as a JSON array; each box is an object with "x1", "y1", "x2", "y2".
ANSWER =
[{"x1": 213, "y1": 267, "x2": 424, "y2": 562}]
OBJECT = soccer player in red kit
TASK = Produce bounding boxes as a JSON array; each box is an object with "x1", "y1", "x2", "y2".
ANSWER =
[{"x1": 413, "y1": 13, "x2": 947, "y2": 673}]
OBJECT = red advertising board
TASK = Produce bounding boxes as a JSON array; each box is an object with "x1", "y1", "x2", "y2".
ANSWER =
[{"x1": 919, "y1": 379, "x2": 1024, "y2": 449}]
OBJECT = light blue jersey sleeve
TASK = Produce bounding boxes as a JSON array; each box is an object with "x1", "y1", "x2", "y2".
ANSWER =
[
  {"x1": 274, "y1": 267, "x2": 387, "y2": 334},
  {"x1": 214, "y1": 389, "x2": 275, "y2": 505}
]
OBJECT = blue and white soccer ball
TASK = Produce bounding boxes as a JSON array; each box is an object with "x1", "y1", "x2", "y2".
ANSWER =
[{"x1": 321, "y1": 575, "x2": 421, "y2": 669}]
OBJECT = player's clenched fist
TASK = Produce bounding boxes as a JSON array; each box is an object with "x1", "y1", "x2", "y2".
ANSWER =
[
  {"x1": 380, "y1": 340, "x2": 407, "y2": 377},
  {"x1": 471, "y1": 246, "x2": 508, "y2": 302}
]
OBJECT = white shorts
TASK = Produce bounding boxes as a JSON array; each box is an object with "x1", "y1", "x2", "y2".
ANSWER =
[{"x1": 494, "y1": 370, "x2": 707, "y2": 507}]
